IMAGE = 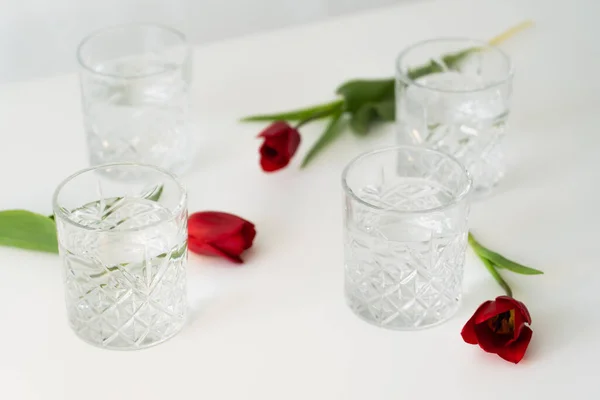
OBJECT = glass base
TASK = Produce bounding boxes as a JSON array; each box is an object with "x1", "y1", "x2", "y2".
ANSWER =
[
  {"x1": 345, "y1": 292, "x2": 461, "y2": 331},
  {"x1": 88, "y1": 154, "x2": 195, "y2": 181},
  {"x1": 466, "y1": 149, "x2": 505, "y2": 194},
  {"x1": 70, "y1": 319, "x2": 186, "y2": 351},
  {"x1": 87, "y1": 134, "x2": 197, "y2": 180}
]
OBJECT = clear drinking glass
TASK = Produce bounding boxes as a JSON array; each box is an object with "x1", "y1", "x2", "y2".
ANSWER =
[
  {"x1": 77, "y1": 24, "x2": 194, "y2": 179},
  {"x1": 342, "y1": 146, "x2": 472, "y2": 330},
  {"x1": 395, "y1": 38, "x2": 512, "y2": 193},
  {"x1": 53, "y1": 163, "x2": 188, "y2": 349}
]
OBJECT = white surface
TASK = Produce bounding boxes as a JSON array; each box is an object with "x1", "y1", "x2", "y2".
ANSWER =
[
  {"x1": 0, "y1": 0, "x2": 405, "y2": 83},
  {"x1": 0, "y1": 0, "x2": 599, "y2": 398}
]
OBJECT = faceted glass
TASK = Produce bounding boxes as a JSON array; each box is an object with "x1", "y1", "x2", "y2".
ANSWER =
[
  {"x1": 53, "y1": 163, "x2": 188, "y2": 349},
  {"x1": 77, "y1": 24, "x2": 194, "y2": 179},
  {"x1": 342, "y1": 146, "x2": 472, "y2": 330},
  {"x1": 395, "y1": 38, "x2": 512, "y2": 193}
]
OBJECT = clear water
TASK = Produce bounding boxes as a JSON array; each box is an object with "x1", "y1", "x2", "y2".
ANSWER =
[
  {"x1": 82, "y1": 60, "x2": 193, "y2": 177},
  {"x1": 397, "y1": 72, "x2": 509, "y2": 192},
  {"x1": 344, "y1": 179, "x2": 467, "y2": 329},
  {"x1": 60, "y1": 197, "x2": 187, "y2": 349}
]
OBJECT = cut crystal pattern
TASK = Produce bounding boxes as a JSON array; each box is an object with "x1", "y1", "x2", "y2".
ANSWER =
[{"x1": 343, "y1": 148, "x2": 470, "y2": 330}]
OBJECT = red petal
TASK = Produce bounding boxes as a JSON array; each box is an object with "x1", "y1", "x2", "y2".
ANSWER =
[
  {"x1": 474, "y1": 322, "x2": 512, "y2": 354},
  {"x1": 492, "y1": 297, "x2": 532, "y2": 344},
  {"x1": 241, "y1": 222, "x2": 257, "y2": 249},
  {"x1": 188, "y1": 238, "x2": 223, "y2": 257},
  {"x1": 213, "y1": 234, "x2": 247, "y2": 257},
  {"x1": 208, "y1": 223, "x2": 256, "y2": 263},
  {"x1": 496, "y1": 326, "x2": 533, "y2": 364},
  {"x1": 260, "y1": 147, "x2": 290, "y2": 172},
  {"x1": 285, "y1": 128, "x2": 301, "y2": 158},
  {"x1": 473, "y1": 297, "x2": 517, "y2": 324},
  {"x1": 189, "y1": 212, "x2": 247, "y2": 242},
  {"x1": 257, "y1": 121, "x2": 293, "y2": 139},
  {"x1": 187, "y1": 212, "x2": 255, "y2": 264},
  {"x1": 495, "y1": 296, "x2": 530, "y2": 324},
  {"x1": 511, "y1": 310, "x2": 524, "y2": 344},
  {"x1": 189, "y1": 240, "x2": 243, "y2": 264},
  {"x1": 510, "y1": 304, "x2": 531, "y2": 344},
  {"x1": 257, "y1": 122, "x2": 301, "y2": 172},
  {"x1": 512, "y1": 298, "x2": 532, "y2": 324},
  {"x1": 461, "y1": 301, "x2": 492, "y2": 345},
  {"x1": 461, "y1": 316, "x2": 479, "y2": 345}
]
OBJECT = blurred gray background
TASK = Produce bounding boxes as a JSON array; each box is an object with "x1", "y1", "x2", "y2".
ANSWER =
[{"x1": 0, "y1": 0, "x2": 412, "y2": 83}]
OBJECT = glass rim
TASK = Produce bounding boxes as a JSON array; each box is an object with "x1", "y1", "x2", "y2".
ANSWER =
[
  {"x1": 341, "y1": 145, "x2": 472, "y2": 214},
  {"x1": 52, "y1": 162, "x2": 187, "y2": 233},
  {"x1": 395, "y1": 37, "x2": 514, "y2": 94},
  {"x1": 76, "y1": 23, "x2": 189, "y2": 80}
]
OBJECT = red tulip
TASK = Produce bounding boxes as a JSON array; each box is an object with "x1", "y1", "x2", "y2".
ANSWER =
[
  {"x1": 257, "y1": 121, "x2": 301, "y2": 172},
  {"x1": 461, "y1": 296, "x2": 533, "y2": 364},
  {"x1": 188, "y1": 212, "x2": 256, "y2": 264}
]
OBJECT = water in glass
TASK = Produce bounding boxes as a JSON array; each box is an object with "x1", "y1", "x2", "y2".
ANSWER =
[
  {"x1": 78, "y1": 24, "x2": 193, "y2": 178},
  {"x1": 345, "y1": 180, "x2": 466, "y2": 329},
  {"x1": 343, "y1": 147, "x2": 471, "y2": 330},
  {"x1": 398, "y1": 72, "x2": 508, "y2": 192},
  {"x1": 59, "y1": 196, "x2": 187, "y2": 349},
  {"x1": 82, "y1": 60, "x2": 191, "y2": 176}
]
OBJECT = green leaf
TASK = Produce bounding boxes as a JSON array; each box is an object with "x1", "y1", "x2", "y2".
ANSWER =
[
  {"x1": 0, "y1": 210, "x2": 58, "y2": 253},
  {"x1": 349, "y1": 103, "x2": 378, "y2": 135},
  {"x1": 335, "y1": 79, "x2": 394, "y2": 113},
  {"x1": 240, "y1": 100, "x2": 344, "y2": 122},
  {"x1": 0, "y1": 185, "x2": 165, "y2": 255},
  {"x1": 469, "y1": 233, "x2": 544, "y2": 276},
  {"x1": 372, "y1": 98, "x2": 395, "y2": 121},
  {"x1": 301, "y1": 109, "x2": 344, "y2": 168},
  {"x1": 348, "y1": 95, "x2": 394, "y2": 135},
  {"x1": 490, "y1": 255, "x2": 545, "y2": 275},
  {"x1": 335, "y1": 79, "x2": 396, "y2": 135}
]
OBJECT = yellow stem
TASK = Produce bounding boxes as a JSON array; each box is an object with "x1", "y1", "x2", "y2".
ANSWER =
[{"x1": 488, "y1": 20, "x2": 535, "y2": 46}]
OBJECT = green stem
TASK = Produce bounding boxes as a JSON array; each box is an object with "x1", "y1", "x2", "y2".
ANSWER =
[
  {"x1": 480, "y1": 254, "x2": 513, "y2": 298},
  {"x1": 295, "y1": 101, "x2": 344, "y2": 129},
  {"x1": 241, "y1": 99, "x2": 344, "y2": 122},
  {"x1": 469, "y1": 234, "x2": 513, "y2": 297},
  {"x1": 300, "y1": 108, "x2": 344, "y2": 168},
  {"x1": 406, "y1": 21, "x2": 534, "y2": 82},
  {"x1": 406, "y1": 48, "x2": 475, "y2": 81},
  {"x1": 80, "y1": 244, "x2": 187, "y2": 299}
]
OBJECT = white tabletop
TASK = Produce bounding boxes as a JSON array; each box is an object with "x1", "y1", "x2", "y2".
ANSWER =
[{"x1": 0, "y1": 0, "x2": 599, "y2": 398}]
